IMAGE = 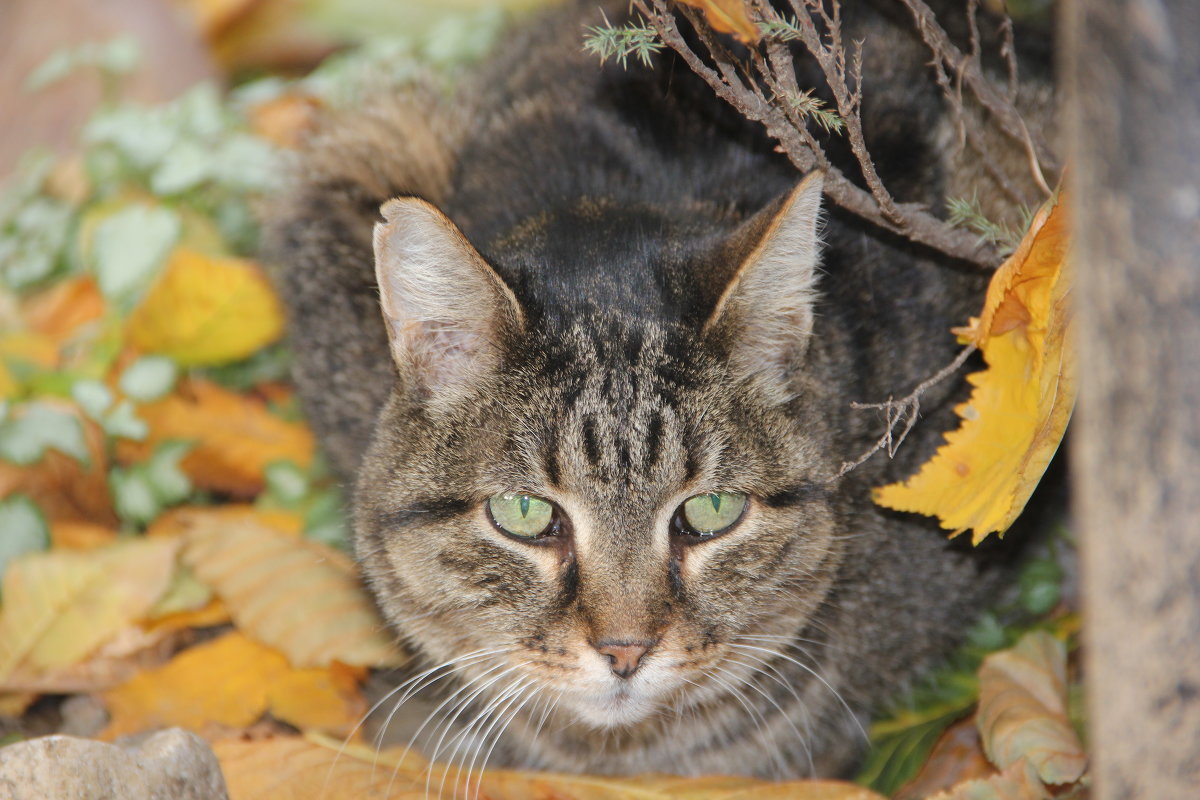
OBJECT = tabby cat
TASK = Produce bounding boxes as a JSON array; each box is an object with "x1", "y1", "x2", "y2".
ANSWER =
[{"x1": 265, "y1": 0, "x2": 1029, "y2": 780}]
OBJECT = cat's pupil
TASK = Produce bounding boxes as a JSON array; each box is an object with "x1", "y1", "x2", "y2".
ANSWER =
[{"x1": 520, "y1": 494, "x2": 530, "y2": 517}]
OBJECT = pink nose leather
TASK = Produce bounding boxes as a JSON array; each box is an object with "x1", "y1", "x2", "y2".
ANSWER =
[{"x1": 595, "y1": 641, "x2": 653, "y2": 678}]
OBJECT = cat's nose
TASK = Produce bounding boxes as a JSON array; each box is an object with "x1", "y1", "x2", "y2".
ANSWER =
[{"x1": 595, "y1": 639, "x2": 655, "y2": 679}]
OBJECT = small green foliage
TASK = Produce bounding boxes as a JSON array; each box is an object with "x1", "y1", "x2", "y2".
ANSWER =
[
  {"x1": 785, "y1": 90, "x2": 845, "y2": 134},
  {"x1": 757, "y1": 17, "x2": 804, "y2": 42},
  {"x1": 0, "y1": 495, "x2": 51, "y2": 595},
  {"x1": 25, "y1": 37, "x2": 140, "y2": 93},
  {"x1": 947, "y1": 193, "x2": 1033, "y2": 256},
  {"x1": 583, "y1": 14, "x2": 664, "y2": 68},
  {"x1": 89, "y1": 205, "x2": 181, "y2": 302},
  {"x1": 258, "y1": 458, "x2": 349, "y2": 550},
  {"x1": 0, "y1": 403, "x2": 90, "y2": 466},
  {"x1": 0, "y1": 154, "x2": 76, "y2": 291},
  {"x1": 119, "y1": 356, "x2": 179, "y2": 403},
  {"x1": 109, "y1": 440, "x2": 195, "y2": 526}
]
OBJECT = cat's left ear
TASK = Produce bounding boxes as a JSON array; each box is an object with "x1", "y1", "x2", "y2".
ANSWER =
[{"x1": 705, "y1": 171, "x2": 824, "y2": 403}]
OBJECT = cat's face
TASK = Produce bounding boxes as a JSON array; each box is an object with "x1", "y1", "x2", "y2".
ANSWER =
[{"x1": 356, "y1": 174, "x2": 839, "y2": 731}]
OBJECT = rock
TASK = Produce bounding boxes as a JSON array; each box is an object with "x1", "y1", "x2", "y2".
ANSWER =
[{"x1": 0, "y1": 728, "x2": 229, "y2": 800}]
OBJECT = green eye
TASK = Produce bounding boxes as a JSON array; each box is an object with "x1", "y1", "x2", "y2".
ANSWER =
[
  {"x1": 680, "y1": 492, "x2": 748, "y2": 536},
  {"x1": 487, "y1": 492, "x2": 556, "y2": 539}
]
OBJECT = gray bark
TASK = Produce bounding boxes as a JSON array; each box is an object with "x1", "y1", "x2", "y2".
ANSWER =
[{"x1": 1065, "y1": 0, "x2": 1200, "y2": 796}]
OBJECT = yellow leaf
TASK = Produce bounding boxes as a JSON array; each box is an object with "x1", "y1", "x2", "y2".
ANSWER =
[
  {"x1": 102, "y1": 632, "x2": 364, "y2": 739},
  {"x1": 126, "y1": 248, "x2": 284, "y2": 366},
  {"x1": 117, "y1": 379, "x2": 314, "y2": 496},
  {"x1": 975, "y1": 632, "x2": 1086, "y2": 785},
  {"x1": 182, "y1": 515, "x2": 405, "y2": 669},
  {"x1": 926, "y1": 759, "x2": 1049, "y2": 800},
  {"x1": 678, "y1": 0, "x2": 761, "y2": 45},
  {"x1": 873, "y1": 194, "x2": 1074, "y2": 542},
  {"x1": 0, "y1": 538, "x2": 179, "y2": 681}
]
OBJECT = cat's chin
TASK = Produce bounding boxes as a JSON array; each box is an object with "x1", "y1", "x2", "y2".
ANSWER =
[{"x1": 558, "y1": 681, "x2": 663, "y2": 730}]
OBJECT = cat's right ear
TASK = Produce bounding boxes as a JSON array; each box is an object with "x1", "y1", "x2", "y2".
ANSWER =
[{"x1": 373, "y1": 198, "x2": 524, "y2": 403}]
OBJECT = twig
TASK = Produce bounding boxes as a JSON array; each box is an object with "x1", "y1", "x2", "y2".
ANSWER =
[
  {"x1": 636, "y1": 0, "x2": 999, "y2": 267},
  {"x1": 837, "y1": 344, "x2": 978, "y2": 476}
]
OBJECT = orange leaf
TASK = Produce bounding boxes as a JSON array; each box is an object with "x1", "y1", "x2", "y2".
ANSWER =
[
  {"x1": 678, "y1": 0, "x2": 761, "y2": 44},
  {"x1": 874, "y1": 193, "x2": 1074, "y2": 542},
  {"x1": 147, "y1": 504, "x2": 304, "y2": 539},
  {"x1": 894, "y1": 717, "x2": 995, "y2": 800},
  {"x1": 249, "y1": 92, "x2": 323, "y2": 149},
  {"x1": 975, "y1": 632, "x2": 1086, "y2": 785},
  {"x1": 126, "y1": 248, "x2": 285, "y2": 366},
  {"x1": 102, "y1": 632, "x2": 363, "y2": 739},
  {"x1": 21, "y1": 276, "x2": 106, "y2": 344},
  {"x1": 181, "y1": 515, "x2": 404, "y2": 669},
  {"x1": 49, "y1": 521, "x2": 118, "y2": 550},
  {"x1": 117, "y1": 379, "x2": 313, "y2": 496}
]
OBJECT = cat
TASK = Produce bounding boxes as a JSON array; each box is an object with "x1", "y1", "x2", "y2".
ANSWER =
[{"x1": 264, "y1": 0, "x2": 1034, "y2": 781}]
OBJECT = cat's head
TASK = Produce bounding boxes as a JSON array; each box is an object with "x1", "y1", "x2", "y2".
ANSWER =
[{"x1": 356, "y1": 173, "x2": 845, "y2": 729}]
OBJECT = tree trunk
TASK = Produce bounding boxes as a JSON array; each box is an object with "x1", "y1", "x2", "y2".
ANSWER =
[{"x1": 1065, "y1": 0, "x2": 1200, "y2": 797}]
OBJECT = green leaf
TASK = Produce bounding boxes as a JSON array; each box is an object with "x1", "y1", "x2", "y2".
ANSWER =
[
  {"x1": 1019, "y1": 558, "x2": 1064, "y2": 616},
  {"x1": 144, "y1": 441, "x2": 193, "y2": 505},
  {"x1": 0, "y1": 496, "x2": 51, "y2": 594},
  {"x1": 90, "y1": 204, "x2": 180, "y2": 300},
  {"x1": 102, "y1": 399, "x2": 148, "y2": 441},
  {"x1": 150, "y1": 141, "x2": 216, "y2": 196},
  {"x1": 109, "y1": 467, "x2": 160, "y2": 526},
  {"x1": 71, "y1": 379, "x2": 114, "y2": 419},
  {"x1": 264, "y1": 461, "x2": 309, "y2": 505},
  {"x1": 118, "y1": 356, "x2": 178, "y2": 402},
  {"x1": 0, "y1": 404, "x2": 89, "y2": 465}
]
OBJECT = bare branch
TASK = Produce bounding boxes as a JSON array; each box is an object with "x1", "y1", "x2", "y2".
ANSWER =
[{"x1": 837, "y1": 344, "x2": 978, "y2": 477}]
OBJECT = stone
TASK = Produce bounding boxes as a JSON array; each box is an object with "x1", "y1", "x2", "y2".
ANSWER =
[{"x1": 0, "y1": 728, "x2": 229, "y2": 799}]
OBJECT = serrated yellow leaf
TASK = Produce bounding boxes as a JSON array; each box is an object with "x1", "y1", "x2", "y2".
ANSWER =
[
  {"x1": 126, "y1": 248, "x2": 284, "y2": 366},
  {"x1": 181, "y1": 515, "x2": 405, "y2": 669},
  {"x1": 0, "y1": 537, "x2": 179, "y2": 681},
  {"x1": 873, "y1": 194, "x2": 1074, "y2": 543}
]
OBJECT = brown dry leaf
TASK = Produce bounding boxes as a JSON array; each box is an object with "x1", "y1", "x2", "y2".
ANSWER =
[
  {"x1": 0, "y1": 537, "x2": 179, "y2": 681},
  {"x1": 0, "y1": 407, "x2": 117, "y2": 525},
  {"x1": 21, "y1": 276, "x2": 106, "y2": 344},
  {"x1": 678, "y1": 0, "x2": 761, "y2": 44},
  {"x1": 976, "y1": 631, "x2": 1086, "y2": 785},
  {"x1": 213, "y1": 734, "x2": 886, "y2": 800},
  {"x1": 874, "y1": 193, "x2": 1073, "y2": 543},
  {"x1": 926, "y1": 759, "x2": 1049, "y2": 800},
  {"x1": 894, "y1": 717, "x2": 996, "y2": 800},
  {"x1": 182, "y1": 514, "x2": 404, "y2": 669},
  {"x1": 117, "y1": 379, "x2": 313, "y2": 496},
  {"x1": 102, "y1": 632, "x2": 362, "y2": 739},
  {"x1": 126, "y1": 248, "x2": 285, "y2": 366}
]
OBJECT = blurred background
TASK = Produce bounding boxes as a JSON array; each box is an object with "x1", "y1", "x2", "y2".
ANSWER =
[{"x1": 0, "y1": 0, "x2": 556, "y2": 178}]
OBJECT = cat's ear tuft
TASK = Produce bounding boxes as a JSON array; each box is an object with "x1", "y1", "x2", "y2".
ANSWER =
[
  {"x1": 374, "y1": 198, "x2": 523, "y2": 402},
  {"x1": 705, "y1": 172, "x2": 824, "y2": 403}
]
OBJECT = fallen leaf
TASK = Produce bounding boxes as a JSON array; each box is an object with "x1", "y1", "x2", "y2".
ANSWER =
[
  {"x1": 117, "y1": 379, "x2": 313, "y2": 496},
  {"x1": 182, "y1": 514, "x2": 404, "y2": 668},
  {"x1": 212, "y1": 734, "x2": 888, "y2": 800},
  {"x1": 975, "y1": 631, "x2": 1086, "y2": 784},
  {"x1": 1, "y1": 624, "x2": 184, "y2": 694},
  {"x1": 0, "y1": 332, "x2": 59, "y2": 398},
  {"x1": 266, "y1": 660, "x2": 366, "y2": 735},
  {"x1": 248, "y1": 92, "x2": 322, "y2": 148},
  {"x1": 874, "y1": 193, "x2": 1073, "y2": 542},
  {"x1": 102, "y1": 632, "x2": 363, "y2": 739},
  {"x1": 20, "y1": 276, "x2": 106, "y2": 344},
  {"x1": 894, "y1": 717, "x2": 996, "y2": 800},
  {"x1": 49, "y1": 521, "x2": 118, "y2": 550},
  {"x1": 678, "y1": 0, "x2": 761, "y2": 44},
  {"x1": 0, "y1": 537, "x2": 179, "y2": 680},
  {"x1": 147, "y1": 504, "x2": 304, "y2": 538},
  {"x1": 0, "y1": 407, "x2": 117, "y2": 525},
  {"x1": 126, "y1": 248, "x2": 285, "y2": 366},
  {"x1": 926, "y1": 759, "x2": 1049, "y2": 800}
]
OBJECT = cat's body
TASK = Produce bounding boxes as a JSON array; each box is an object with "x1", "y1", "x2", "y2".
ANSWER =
[{"x1": 266, "y1": 0, "x2": 1027, "y2": 780}]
